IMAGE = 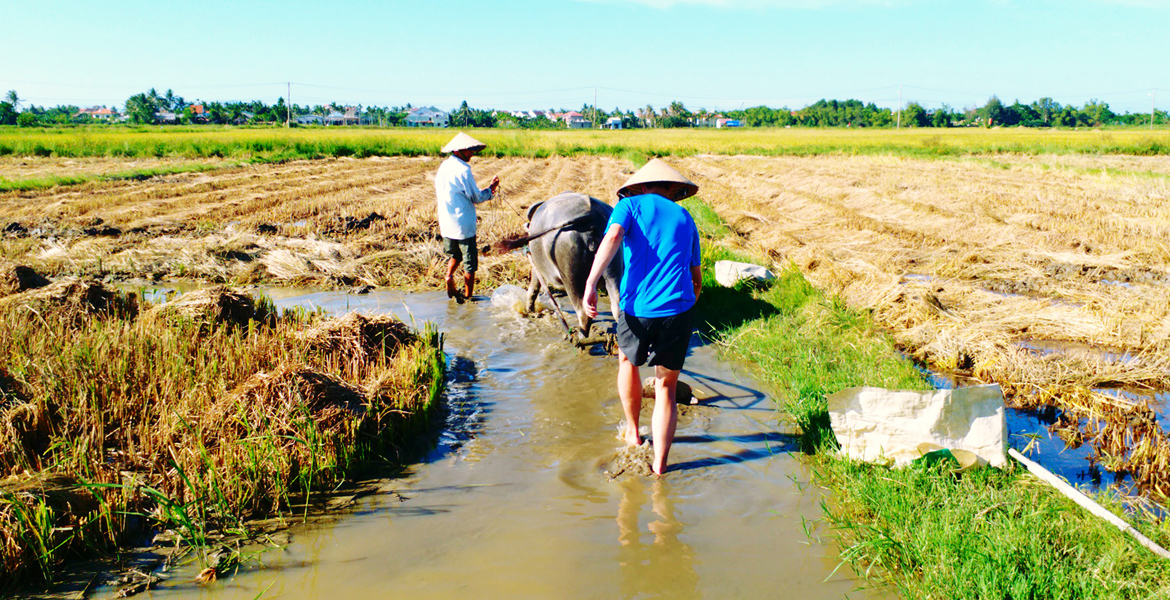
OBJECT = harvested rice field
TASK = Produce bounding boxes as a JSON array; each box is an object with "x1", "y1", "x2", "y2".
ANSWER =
[
  {"x1": 3, "y1": 151, "x2": 1170, "y2": 499},
  {"x1": 678, "y1": 153, "x2": 1170, "y2": 499},
  {"x1": 0, "y1": 155, "x2": 631, "y2": 290}
]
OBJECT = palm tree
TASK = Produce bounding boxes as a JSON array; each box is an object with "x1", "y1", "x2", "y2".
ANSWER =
[
  {"x1": 5, "y1": 90, "x2": 20, "y2": 110},
  {"x1": 458, "y1": 101, "x2": 471, "y2": 127}
]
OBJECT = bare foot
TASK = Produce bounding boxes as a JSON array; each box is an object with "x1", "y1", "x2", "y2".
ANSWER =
[{"x1": 622, "y1": 429, "x2": 642, "y2": 447}]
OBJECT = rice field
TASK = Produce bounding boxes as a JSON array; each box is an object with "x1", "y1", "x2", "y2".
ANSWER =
[
  {"x1": 0, "y1": 154, "x2": 631, "y2": 291},
  {"x1": 2, "y1": 126, "x2": 1169, "y2": 165},
  {"x1": 5, "y1": 146, "x2": 1170, "y2": 500},
  {"x1": 4, "y1": 128, "x2": 1170, "y2": 591}
]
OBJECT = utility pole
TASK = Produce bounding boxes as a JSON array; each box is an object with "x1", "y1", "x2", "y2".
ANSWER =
[
  {"x1": 593, "y1": 86, "x2": 598, "y2": 129},
  {"x1": 897, "y1": 85, "x2": 903, "y2": 130},
  {"x1": 287, "y1": 82, "x2": 291, "y2": 128},
  {"x1": 1152, "y1": 90, "x2": 1157, "y2": 131}
]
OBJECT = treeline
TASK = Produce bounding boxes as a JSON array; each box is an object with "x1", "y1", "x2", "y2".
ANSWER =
[
  {"x1": 2, "y1": 87, "x2": 1165, "y2": 129},
  {"x1": 724, "y1": 96, "x2": 1162, "y2": 128}
]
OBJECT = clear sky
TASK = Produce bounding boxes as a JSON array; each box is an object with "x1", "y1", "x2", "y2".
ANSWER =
[{"x1": 3, "y1": 0, "x2": 1167, "y2": 115}]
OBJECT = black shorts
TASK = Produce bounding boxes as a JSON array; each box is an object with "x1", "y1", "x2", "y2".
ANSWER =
[
  {"x1": 616, "y1": 305, "x2": 695, "y2": 371},
  {"x1": 443, "y1": 236, "x2": 478, "y2": 273}
]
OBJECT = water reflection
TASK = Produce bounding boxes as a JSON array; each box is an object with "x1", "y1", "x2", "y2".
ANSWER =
[{"x1": 616, "y1": 479, "x2": 699, "y2": 600}]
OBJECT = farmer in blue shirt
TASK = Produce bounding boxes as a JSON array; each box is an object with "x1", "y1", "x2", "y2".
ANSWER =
[{"x1": 583, "y1": 159, "x2": 702, "y2": 476}]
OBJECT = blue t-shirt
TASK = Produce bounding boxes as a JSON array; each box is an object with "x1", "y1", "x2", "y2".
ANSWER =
[{"x1": 607, "y1": 193, "x2": 701, "y2": 318}]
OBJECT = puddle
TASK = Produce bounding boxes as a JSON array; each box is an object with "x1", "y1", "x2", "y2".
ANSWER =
[
  {"x1": 923, "y1": 366, "x2": 1127, "y2": 494},
  {"x1": 1016, "y1": 339, "x2": 1138, "y2": 365},
  {"x1": 902, "y1": 273, "x2": 935, "y2": 284},
  {"x1": 64, "y1": 289, "x2": 882, "y2": 600}
]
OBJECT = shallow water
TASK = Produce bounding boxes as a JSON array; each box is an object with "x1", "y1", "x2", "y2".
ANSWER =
[{"x1": 114, "y1": 290, "x2": 881, "y2": 600}]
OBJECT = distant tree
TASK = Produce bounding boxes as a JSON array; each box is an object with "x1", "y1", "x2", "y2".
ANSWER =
[
  {"x1": 1055, "y1": 107, "x2": 1078, "y2": 127},
  {"x1": 1078, "y1": 99, "x2": 1114, "y2": 127},
  {"x1": 659, "y1": 101, "x2": 692, "y2": 128},
  {"x1": 455, "y1": 100, "x2": 471, "y2": 127},
  {"x1": 930, "y1": 105, "x2": 953, "y2": 128},
  {"x1": 206, "y1": 102, "x2": 228, "y2": 125},
  {"x1": 0, "y1": 101, "x2": 17, "y2": 125},
  {"x1": 16, "y1": 112, "x2": 39, "y2": 127},
  {"x1": 980, "y1": 96, "x2": 1006, "y2": 127},
  {"x1": 5, "y1": 90, "x2": 20, "y2": 110},
  {"x1": 1032, "y1": 97, "x2": 1059, "y2": 126},
  {"x1": 1005, "y1": 101, "x2": 1039, "y2": 127},
  {"x1": 902, "y1": 102, "x2": 929, "y2": 127},
  {"x1": 125, "y1": 92, "x2": 158, "y2": 124},
  {"x1": 274, "y1": 97, "x2": 288, "y2": 124}
]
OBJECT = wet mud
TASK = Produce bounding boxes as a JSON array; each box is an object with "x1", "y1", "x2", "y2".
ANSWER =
[{"x1": 59, "y1": 289, "x2": 884, "y2": 600}]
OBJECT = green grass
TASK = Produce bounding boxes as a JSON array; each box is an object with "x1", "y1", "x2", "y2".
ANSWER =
[
  {"x1": 817, "y1": 459, "x2": 1170, "y2": 599},
  {"x1": 0, "y1": 162, "x2": 235, "y2": 193},
  {"x1": 3, "y1": 126, "x2": 1168, "y2": 193},
  {"x1": 2, "y1": 126, "x2": 1170, "y2": 164},
  {"x1": 686, "y1": 196, "x2": 1170, "y2": 599}
]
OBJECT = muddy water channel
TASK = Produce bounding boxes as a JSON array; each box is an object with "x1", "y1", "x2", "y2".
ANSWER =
[{"x1": 128, "y1": 289, "x2": 881, "y2": 600}]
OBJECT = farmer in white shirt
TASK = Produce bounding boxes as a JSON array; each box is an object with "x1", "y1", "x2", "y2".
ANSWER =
[{"x1": 435, "y1": 132, "x2": 500, "y2": 303}]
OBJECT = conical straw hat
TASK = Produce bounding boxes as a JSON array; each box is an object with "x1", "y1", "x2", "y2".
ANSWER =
[
  {"x1": 617, "y1": 158, "x2": 698, "y2": 201},
  {"x1": 441, "y1": 132, "x2": 487, "y2": 153}
]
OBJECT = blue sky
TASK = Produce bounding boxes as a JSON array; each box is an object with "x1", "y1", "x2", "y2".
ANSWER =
[{"x1": 3, "y1": 0, "x2": 1167, "y2": 115}]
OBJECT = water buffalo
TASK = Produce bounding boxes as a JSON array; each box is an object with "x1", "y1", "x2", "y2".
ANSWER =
[{"x1": 525, "y1": 192, "x2": 623, "y2": 336}]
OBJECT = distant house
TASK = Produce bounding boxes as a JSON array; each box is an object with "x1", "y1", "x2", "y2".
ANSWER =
[
  {"x1": 77, "y1": 106, "x2": 118, "y2": 121},
  {"x1": 605, "y1": 116, "x2": 623, "y2": 130},
  {"x1": 189, "y1": 104, "x2": 208, "y2": 122},
  {"x1": 563, "y1": 111, "x2": 591, "y2": 129},
  {"x1": 296, "y1": 114, "x2": 324, "y2": 125},
  {"x1": 406, "y1": 106, "x2": 449, "y2": 127},
  {"x1": 325, "y1": 106, "x2": 361, "y2": 126},
  {"x1": 715, "y1": 118, "x2": 742, "y2": 129},
  {"x1": 694, "y1": 113, "x2": 723, "y2": 128},
  {"x1": 155, "y1": 111, "x2": 178, "y2": 124},
  {"x1": 510, "y1": 109, "x2": 546, "y2": 120},
  {"x1": 235, "y1": 111, "x2": 254, "y2": 125}
]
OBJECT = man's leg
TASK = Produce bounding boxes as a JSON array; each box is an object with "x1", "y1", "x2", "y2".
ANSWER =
[
  {"x1": 617, "y1": 348, "x2": 643, "y2": 446},
  {"x1": 464, "y1": 271, "x2": 475, "y2": 299},
  {"x1": 651, "y1": 366, "x2": 681, "y2": 475},
  {"x1": 444, "y1": 257, "x2": 459, "y2": 298},
  {"x1": 463, "y1": 237, "x2": 478, "y2": 298}
]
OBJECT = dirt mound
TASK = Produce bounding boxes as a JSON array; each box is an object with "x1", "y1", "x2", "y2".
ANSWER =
[
  {"x1": 297, "y1": 312, "x2": 415, "y2": 362},
  {"x1": 0, "y1": 278, "x2": 138, "y2": 321},
  {"x1": 145, "y1": 286, "x2": 269, "y2": 329},
  {"x1": 217, "y1": 367, "x2": 367, "y2": 440},
  {"x1": 0, "y1": 266, "x2": 51, "y2": 297}
]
